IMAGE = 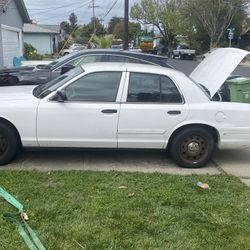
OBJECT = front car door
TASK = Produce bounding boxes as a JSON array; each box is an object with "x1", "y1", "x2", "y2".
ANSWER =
[
  {"x1": 118, "y1": 71, "x2": 189, "y2": 149},
  {"x1": 37, "y1": 70, "x2": 125, "y2": 148}
]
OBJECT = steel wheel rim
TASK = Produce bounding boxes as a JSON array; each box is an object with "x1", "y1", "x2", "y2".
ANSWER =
[
  {"x1": 179, "y1": 135, "x2": 208, "y2": 164},
  {"x1": 0, "y1": 134, "x2": 8, "y2": 156}
]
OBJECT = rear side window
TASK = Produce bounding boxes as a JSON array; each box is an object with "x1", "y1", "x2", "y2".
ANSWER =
[{"x1": 127, "y1": 72, "x2": 183, "y2": 103}]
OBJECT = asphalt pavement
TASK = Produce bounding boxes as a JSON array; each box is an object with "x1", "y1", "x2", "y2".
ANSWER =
[{"x1": 168, "y1": 58, "x2": 250, "y2": 77}]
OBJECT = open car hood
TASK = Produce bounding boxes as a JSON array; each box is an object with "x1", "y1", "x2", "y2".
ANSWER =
[{"x1": 189, "y1": 48, "x2": 250, "y2": 97}]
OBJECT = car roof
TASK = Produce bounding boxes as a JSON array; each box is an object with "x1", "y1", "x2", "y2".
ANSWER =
[
  {"x1": 74, "y1": 49, "x2": 168, "y2": 59},
  {"x1": 80, "y1": 62, "x2": 182, "y2": 76},
  {"x1": 52, "y1": 49, "x2": 172, "y2": 70}
]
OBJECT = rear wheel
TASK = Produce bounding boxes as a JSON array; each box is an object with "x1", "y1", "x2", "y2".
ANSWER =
[
  {"x1": 0, "y1": 123, "x2": 20, "y2": 165},
  {"x1": 170, "y1": 53, "x2": 175, "y2": 59},
  {"x1": 180, "y1": 54, "x2": 185, "y2": 60},
  {"x1": 169, "y1": 127, "x2": 215, "y2": 168}
]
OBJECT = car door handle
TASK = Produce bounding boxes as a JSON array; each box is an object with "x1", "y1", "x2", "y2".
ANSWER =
[
  {"x1": 102, "y1": 109, "x2": 117, "y2": 114},
  {"x1": 167, "y1": 110, "x2": 181, "y2": 115}
]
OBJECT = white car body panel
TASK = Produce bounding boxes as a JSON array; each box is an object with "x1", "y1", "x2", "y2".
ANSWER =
[
  {"x1": 190, "y1": 48, "x2": 250, "y2": 97},
  {"x1": 0, "y1": 86, "x2": 38, "y2": 146},
  {"x1": 0, "y1": 56, "x2": 250, "y2": 152},
  {"x1": 118, "y1": 103, "x2": 189, "y2": 148},
  {"x1": 37, "y1": 101, "x2": 121, "y2": 148}
]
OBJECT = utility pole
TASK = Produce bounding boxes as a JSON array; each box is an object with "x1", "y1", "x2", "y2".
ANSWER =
[
  {"x1": 124, "y1": 0, "x2": 129, "y2": 50},
  {"x1": 88, "y1": 0, "x2": 99, "y2": 35}
]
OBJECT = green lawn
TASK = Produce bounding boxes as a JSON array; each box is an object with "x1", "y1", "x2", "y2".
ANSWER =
[{"x1": 0, "y1": 171, "x2": 249, "y2": 250}]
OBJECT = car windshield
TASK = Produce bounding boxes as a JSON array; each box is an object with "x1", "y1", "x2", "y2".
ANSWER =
[
  {"x1": 44, "y1": 52, "x2": 79, "y2": 69},
  {"x1": 33, "y1": 66, "x2": 83, "y2": 99}
]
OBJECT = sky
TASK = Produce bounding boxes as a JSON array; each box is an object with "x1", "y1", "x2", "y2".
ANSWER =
[{"x1": 23, "y1": 0, "x2": 140, "y2": 26}]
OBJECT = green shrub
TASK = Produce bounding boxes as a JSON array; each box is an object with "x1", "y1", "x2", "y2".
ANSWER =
[
  {"x1": 24, "y1": 43, "x2": 43, "y2": 60},
  {"x1": 246, "y1": 45, "x2": 250, "y2": 52}
]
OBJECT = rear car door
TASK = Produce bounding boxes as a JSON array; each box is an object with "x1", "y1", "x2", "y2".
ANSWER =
[{"x1": 118, "y1": 71, "x2": 189, "y2": 149}]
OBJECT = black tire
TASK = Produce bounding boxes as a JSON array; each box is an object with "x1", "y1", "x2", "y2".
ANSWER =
[
  {"x1": 190, "y1": 55, "x2": 194, "y2": 60},
  {"x1": 0, "y1": 122, "x2": 20, "y2": 165},
  {"x1": 169, "y1": 127, "x2": 215, "y2": 168},
  {"x1": 63, "y1": 52, "x2": 69, "y2": 56}
]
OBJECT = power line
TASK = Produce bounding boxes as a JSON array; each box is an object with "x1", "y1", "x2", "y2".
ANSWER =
[
  {"x1": 30, "y1": 0, "x2": 91, "y2": 16},
  {"x1": 101, "y1": 0, "x2": 119, "y2": 20},
  {"x1": 35, "y1": 1, "x2": 92, "y2": 23},
  {"x1": 27, "y1": 1, "x2": 83, "y2": 11}
]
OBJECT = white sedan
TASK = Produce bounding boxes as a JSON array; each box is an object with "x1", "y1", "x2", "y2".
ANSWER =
[{"x1": 0, "y1": 48, "x2": 249, "y2": 168}]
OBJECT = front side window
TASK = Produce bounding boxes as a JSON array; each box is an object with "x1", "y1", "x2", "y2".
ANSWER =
[
  {"x1": 64, "y1": 71, "x2": 122, "y2": 102},
  {"x1": 33, "y1": 67, "x2": 83, "y2": 99},
  {"x1": 127, "y1": 72, "x2": 183, "y2": 103}
]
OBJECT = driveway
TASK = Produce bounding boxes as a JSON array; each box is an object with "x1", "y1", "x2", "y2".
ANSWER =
[{"x1": 1, "y1": 148, "x2": 250, "y2": 186}]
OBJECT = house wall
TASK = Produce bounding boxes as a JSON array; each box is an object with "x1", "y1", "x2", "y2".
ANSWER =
[
  {"x1": 0, "y1": 0, "x2": 24, "y2": 68},
  {"x1": 24, "y1": 33, "x2": 54, "y2": 55}
]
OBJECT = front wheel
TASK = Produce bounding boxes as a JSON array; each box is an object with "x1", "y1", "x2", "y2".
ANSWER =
[
  {"x1": 169, "y1": 127, "x2": 215, "y2": 168},
  {"x1": 0, "y1": 123, "x2": 20, "y2": 165}
]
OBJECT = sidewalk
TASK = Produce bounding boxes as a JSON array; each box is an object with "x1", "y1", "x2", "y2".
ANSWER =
[
  {"x1": 214, "y1": 148, "x2": 250, "y2": 186},
  {"x1": 1, "y1": 148, "x2": 250, "y2": 186}
]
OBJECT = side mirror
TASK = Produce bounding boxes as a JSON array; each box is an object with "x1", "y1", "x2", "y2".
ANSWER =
[
  {"x1": 61, "y1": 64, "x2": 75, "y2": 75},
  {"x1": 50, "y1": 90, "x2": 67, "y2": 102}
]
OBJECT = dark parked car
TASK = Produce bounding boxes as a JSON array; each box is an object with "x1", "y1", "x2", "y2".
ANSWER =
[{"x1": 0, "y1": 50, "x2": 173, "y2": 86}]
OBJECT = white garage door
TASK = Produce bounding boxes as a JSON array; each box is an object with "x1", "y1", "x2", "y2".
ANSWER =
[{"x1": 2, "y1": 28, "x2": 21, "y2": 67}]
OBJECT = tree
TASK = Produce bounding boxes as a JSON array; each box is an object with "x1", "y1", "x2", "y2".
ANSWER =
[
  {"x1": 182, "y1": 0, "x2": 249, "y2": 48},
  {"x1": 113, "y1": 21, "x2": 141, "y2": 41},
  {"x1": 131, "y1": 0, "x2": 184, "y2": 51},
  {"x1": 69, "y1": 12, "x2": 78, "y2": 32},
  {"x1": 243, "y1": 16, "x2": 250, "y2": 31},
  {"x1": 60, "y1": 21, "x2": 71, "y2": 35},
  {"x1": 92, "y1": 35, "x2": 114, "y2": 48},
  {"x1": 108, "y1": 16, "x2": 123, "y2": 34},
  {"x1": 91, "y1": 17, "x2": 106, "y2": 36},
  {"x1": 74, "y1": 18, "x2": 106, "y2": 45}
]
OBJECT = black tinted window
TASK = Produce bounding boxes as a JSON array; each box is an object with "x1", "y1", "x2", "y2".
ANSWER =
[
  {"x1": 161, "y1": 76, "x2": 183, "y2": 103},
  {"x1": 127, "y1": 73, "x2": 182, "y2": 103},
  {"x1": 65, "y1": 72, "x2": 122, "y2": 102}
]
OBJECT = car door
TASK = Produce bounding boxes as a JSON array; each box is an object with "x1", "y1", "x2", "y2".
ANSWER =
[
  {"x1": 118, "y1": 72, "x2": 189, "y2": 149},
  {"x1": 37, "y1": 70, "x2": 125, "y2": 148}
]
